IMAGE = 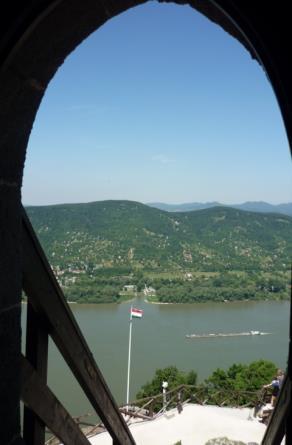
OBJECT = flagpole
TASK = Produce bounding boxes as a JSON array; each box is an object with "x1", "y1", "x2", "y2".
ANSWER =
[{"x1": 126, "y1": 305, "x2": 133, "y2": 411}]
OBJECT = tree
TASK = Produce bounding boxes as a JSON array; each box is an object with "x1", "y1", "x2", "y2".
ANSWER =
[
  {"x1": 203, "y1": 359, "x2": 278, "y2": 405},
  {"x1": 135, "y1": 360, "x2": 280, "y2": 411},
  {"x1": 136, "y1": 366, "x2": 197, "y2": 401}
]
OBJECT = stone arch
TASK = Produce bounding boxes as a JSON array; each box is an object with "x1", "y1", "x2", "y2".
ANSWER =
[
  {"x1": 0, "y1": 1, "x2": 291, "y2": 443},
  {"x1": 1, "y1": 1, "x2": 291, "y2": 192}
]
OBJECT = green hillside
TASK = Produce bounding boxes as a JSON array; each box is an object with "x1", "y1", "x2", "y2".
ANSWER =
[{"x1": 26, "y1": 200, "x2": 291, "y2": 303}]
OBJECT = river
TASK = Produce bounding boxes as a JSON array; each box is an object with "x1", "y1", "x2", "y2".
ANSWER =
[{"x1": 21, "y1": 299, "x2": 289, "y2": 420}]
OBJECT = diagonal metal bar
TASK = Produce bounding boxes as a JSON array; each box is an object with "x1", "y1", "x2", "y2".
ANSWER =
[
  {"x1": 22, "y1": 207, "x2": 135, "y2": 445},
  {"x1": 23, "y1": 301, "x2": 49, "y2": 445},
  {"x1": 21, "y1": 354, "x2": 91, "y2": 445}
]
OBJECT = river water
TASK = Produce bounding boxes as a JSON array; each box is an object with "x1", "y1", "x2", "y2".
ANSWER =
[{"x1": 21, "y1": 299, "x2": 290, "y2": 419}]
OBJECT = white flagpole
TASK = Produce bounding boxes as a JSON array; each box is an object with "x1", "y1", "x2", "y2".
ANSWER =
[{"x1": 126, "y1": 305, "x2": 133, "y2": 411}]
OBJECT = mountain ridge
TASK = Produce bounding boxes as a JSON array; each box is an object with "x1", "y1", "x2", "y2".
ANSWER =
[
  {"x1": 147, "y1": 200, "x2": 292, "y2": 216},
  {"x1": 26, "y1": 199, "x2": 292, "y2": 272}
]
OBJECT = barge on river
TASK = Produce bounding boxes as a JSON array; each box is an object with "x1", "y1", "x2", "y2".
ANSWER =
[{"x1": 186, "y1": 330, "x2": 271, "y2": 339}]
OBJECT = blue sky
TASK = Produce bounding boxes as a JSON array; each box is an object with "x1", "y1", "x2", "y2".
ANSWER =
[{"x1": 22, "y1": 2, "x2": 292, "y2": 205}]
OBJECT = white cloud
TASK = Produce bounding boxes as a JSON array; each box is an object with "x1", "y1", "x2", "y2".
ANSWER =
[{"x1": 151, "y1": 154, "x2": 175, "y2": 164}]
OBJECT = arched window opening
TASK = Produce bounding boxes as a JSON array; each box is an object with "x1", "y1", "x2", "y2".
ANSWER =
[{"x1": 1, "y1": 2, "x2": 291, "y2": 445}]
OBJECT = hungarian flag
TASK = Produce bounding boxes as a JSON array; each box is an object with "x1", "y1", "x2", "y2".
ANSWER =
[{"x1": 131, "y1": 307, "x2": 143, "y2": 319}]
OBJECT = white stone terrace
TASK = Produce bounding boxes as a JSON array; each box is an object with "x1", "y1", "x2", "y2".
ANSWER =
[{"x1": 89, "y1": 403, "x2": 268, "y2": 445}]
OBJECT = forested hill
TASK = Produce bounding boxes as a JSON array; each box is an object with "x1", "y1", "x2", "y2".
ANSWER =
[{"x1": 26, "y1": 200, "x2": 291, "y2": 273}]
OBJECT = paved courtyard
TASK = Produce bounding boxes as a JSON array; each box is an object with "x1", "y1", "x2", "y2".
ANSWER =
[{"x1": 89, "y1": 403, "x2": 267, "y2": 445}]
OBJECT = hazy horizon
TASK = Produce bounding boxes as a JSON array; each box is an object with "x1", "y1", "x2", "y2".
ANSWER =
[{"x1": 23, "y1": 198, "x2": 292, "y2": 207}]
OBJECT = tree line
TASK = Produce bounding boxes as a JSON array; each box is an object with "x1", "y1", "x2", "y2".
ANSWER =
[{"x1": 135, "y1": 359, "x2": 281, "y2": 410}]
